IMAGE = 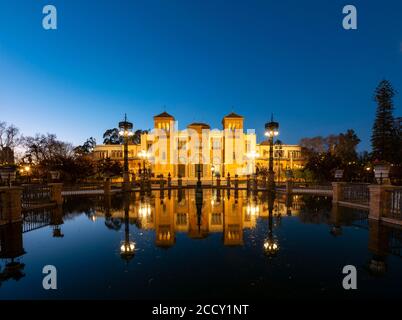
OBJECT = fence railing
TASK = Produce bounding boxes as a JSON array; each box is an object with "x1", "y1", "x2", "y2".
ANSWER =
[
  {"x1": 22, "y1": 207, "x2": 52, "y2": 233},
  {"x1": 386, "y1": 188, "x2": 402, "y2": 221},
  {"x1": 21, "y1": 184, "x2": 52, "y2": 208},
  {"x1": 342, "y1": 183, "x2": 370, "y2": 203}
]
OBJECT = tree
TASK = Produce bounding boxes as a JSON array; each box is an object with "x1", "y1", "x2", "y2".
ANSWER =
[
  {"x1": 299, "y1": 136, "x2": 327, "y2": 154},
  {"x1": 133, "y1": 129, "x2": 148, "y2": 145},
  {"x1": 0, "y1": 122, "x2": 20, "y2": 150},
  {"x1": 299, "y1": 129, "x2": 361, "y2": 182},
  {"x1": 23, "y1": 133, "x2": 74, "y2": 165},
  {"x1": 103, "y1": 128, "x2": 122, "y2": 145},
  {"x1": 97, "y1": 157, "x2": 123, "y2": 178},
  {"x1": 103, "y1": 128, "x2": 147, "y2": 145},
  {"x1": 74, "y1": 137, "x2": 96, "y2": 155},
  {"x1": 371, "y1": 80, "x2": 397, "y2": 163},
  {"x1": 334, "y1": 129, "x2": 360, "y2": 165}
]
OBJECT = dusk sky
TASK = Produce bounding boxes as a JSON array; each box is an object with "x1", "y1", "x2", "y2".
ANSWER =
[{"x1": 1, "y1": 0, "x2": 401, "y2": 151}]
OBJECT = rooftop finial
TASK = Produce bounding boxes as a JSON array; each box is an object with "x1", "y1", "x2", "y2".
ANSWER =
[
  {"x1": 124, "y1": 113, "x2": 127, "y2": 122},
  {"x1": 271, "y1": 113, "x2": 274, "y2": 122}
]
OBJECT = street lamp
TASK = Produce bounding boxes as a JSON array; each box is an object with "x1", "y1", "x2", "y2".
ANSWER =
[
  {"x1": 264, "y1": 115, "x2": 279, "y2": 191},
  {"x1": 119, "y1": 114, "x2": 134, "y2": 192}
]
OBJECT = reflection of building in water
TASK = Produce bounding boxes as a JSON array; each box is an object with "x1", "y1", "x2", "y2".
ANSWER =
[
  {"x1": 95, "y1": 190, "x2": 270, "y2": 247},
  {"x1": 0, "y1": 222, "x2": 25, "y2": 285},
  {"x1": 94, "y1": 191, "x2": 306, "y2": 248}
]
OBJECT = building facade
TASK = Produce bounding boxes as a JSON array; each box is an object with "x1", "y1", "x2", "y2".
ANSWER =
[{"x1": 93, "y1": 112, "x2": 305, "y2": 179}]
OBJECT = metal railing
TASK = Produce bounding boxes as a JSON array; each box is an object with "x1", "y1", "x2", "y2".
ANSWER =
[
  {"x1": 22, "y1": 207, "x2": 52, "y2": 233},
  {"x1": 342, "y1": 183, "x2": 370, "y2": 203},
  {"x1": 21, "y1": 184, "x2": 52, "y2": 208},
  {"x1": 386, "y1": 188, "x2": 402, "y2": 221}
]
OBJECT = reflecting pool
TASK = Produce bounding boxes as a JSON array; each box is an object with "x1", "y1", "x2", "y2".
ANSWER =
[{"x1": 1, "y1": 189, "x2": 401, "y2": 299}]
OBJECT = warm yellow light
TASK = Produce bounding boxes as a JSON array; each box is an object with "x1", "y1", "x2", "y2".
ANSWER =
[
  {"x1": 120, "y1": 241, "x2": 135, "y2": 254},
  {"x1": 139, "y1": 150, "x2": 150, "y2": 159},
  {"x1": 246, "y1": 151, "x2": 259, "y2": 159},
  {"x1": 263, "y1": 239, "x2": 279, "y2": 254},
  {"x1": 139, "y1": 202, "x2": 152, "y2": 218},
  {"x1": 24, "y1": 166, "x2": 30, "y2": 172},
  {"x1": 246, "y1": 204, "x2": 259, "y2": 216}
]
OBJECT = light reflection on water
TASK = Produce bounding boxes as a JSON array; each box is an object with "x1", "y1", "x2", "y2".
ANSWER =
[{"x1": 0, "y1": 189, "x2": 401, "y2": 299}]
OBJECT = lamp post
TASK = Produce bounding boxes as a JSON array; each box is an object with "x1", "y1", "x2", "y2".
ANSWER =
[
  {"x1": 264, "y1": 115, "x2": 279, "y2": 191},
  {"x1": 211, "y1": 165, "x2": 215, "y2": 187},
  {"x1": 119, "y1": 114, "x2": 134, "y2": 192}
]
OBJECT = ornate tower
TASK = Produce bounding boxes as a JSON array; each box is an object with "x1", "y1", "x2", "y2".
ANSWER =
[{"x1": 222, "y1": 112, "x2": 244, "y2": 177}]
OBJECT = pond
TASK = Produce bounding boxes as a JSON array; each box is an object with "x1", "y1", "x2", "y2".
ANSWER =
[{"x1": 0, "y1": 189, "x2": 401, "y2": 300}]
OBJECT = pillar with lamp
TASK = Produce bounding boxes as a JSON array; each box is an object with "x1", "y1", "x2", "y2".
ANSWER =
[
  {"x1": 264, "y1": 114, "x2": 279, "y2": 191},
  {"x1": 118, "y1": 114, "x2": 134, "y2": 192}
]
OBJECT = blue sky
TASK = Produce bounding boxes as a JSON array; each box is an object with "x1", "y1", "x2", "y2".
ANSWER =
[{"x1": 0, "y1": 0, "x2": 401, "y2": 150}]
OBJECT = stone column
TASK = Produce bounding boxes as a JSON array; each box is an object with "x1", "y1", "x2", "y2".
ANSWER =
[
  {"x1": 332, "y1": 182, "x2": 346, "y2": 203},
  {"x1": 48, "y1": 183, "x2": 63, "y2": 206},
  {"x1": 368, "y1": 184, "x2": 386, "y2": 220},
  {"x1": 368, "y1": 184, "x2": 399, "y2": 220},
  {"x1": 0, "y1": 187, "x2": 22, "y2": 225}
]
